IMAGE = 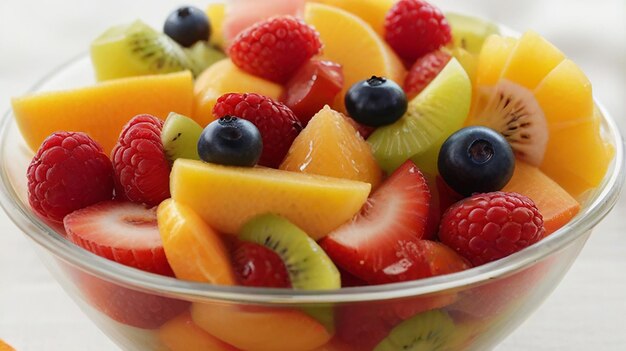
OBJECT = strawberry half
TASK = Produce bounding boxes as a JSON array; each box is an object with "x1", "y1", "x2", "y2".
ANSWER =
[
  {"x1": 233, "y1": 241, "x2": 291, "y2": 288},
  {"x1": 320, "y1": 160, "x2": 432, "y2": 284},
  {"x1": 64, "y1": 201, "x2": 174, "y2": 276}
]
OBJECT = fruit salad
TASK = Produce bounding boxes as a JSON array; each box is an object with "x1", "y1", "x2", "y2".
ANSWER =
[{"x1": 10, "y1": 0, "x2": 615, "y2": 350}]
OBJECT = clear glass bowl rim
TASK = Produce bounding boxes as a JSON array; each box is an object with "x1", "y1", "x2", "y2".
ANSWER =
[{"x1": 1, "y1": 52, "x2": 624, "y2": 306}]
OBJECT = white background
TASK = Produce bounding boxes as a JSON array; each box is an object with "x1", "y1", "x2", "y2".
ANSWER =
[{"x1": 0, "y1": 0, "x2": 624, "y2": 350}]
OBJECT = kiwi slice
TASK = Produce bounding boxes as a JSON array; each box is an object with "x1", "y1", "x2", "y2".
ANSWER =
[
  {"x1": 90, "y1": 20, "x2": 192, "y2": 81},
  {"x1": 468, "y1": 80, "x2": 548, "y2": 166},
  {"x1": 161, "y1": 112, "x2": 204, "y2": 162},
  {"x1": 368, "y1": 58, "x2": 471, "y2": 175},
  {"x1": 239, "y1": 214, "x2": 340, "y2": 290},
  {"x1": 374, "y1": 310, "x2": 455, "y2": 351},
  {"x1": 446, "y1": 12, "x2": 500, "y2": 54},
  {"x1": 183, "y1": 42, "x2": 227, "y2": 76}
]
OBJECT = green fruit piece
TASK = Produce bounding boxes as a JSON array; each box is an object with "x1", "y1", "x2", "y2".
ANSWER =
[
  {"x1": 183, "y1": 42, "x2": 227, "y2": 76},
  {"x1": 90, "y1": 20, "x2": 192, "y2": 81},
  {"x1": 161, "y1": 112, "x2": 204, "y2": 162},
  {"x1": 374, "y1": 310, "x2": 455, "y2": 351},
  {"x1": 239, "y1": 214, "x2": 340, "y2": 290},
  {"x1": 446, "y1": 12, "x2": 500, "y2": 54},
  {"x1": 368, "y1": 58, "x2": 472, "y2": 174}
]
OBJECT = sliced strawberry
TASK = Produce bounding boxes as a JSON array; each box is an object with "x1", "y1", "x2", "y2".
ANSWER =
[
  {"x1": 281, "y1": 60, "x2": 344, "y2": 125},
  {"x1": 78, "y1": 272, "x2": 189, "y2": 329},
  {"x1": 320, "y1": 160, "x2": 431, "y2": 284},
  {"x1": 233, "y1": 241, "x2": 291, "y2": 288},
  {"x1": 64, "y1": 201, "x2": 174, "y2": 276},
  {"x1": 423, "y1": 173, "x2": 464, "y2": 240}
]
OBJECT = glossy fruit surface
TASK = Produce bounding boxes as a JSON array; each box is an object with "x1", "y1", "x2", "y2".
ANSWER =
[
  {"x1": 157, "y1": 199, "x2": 235, "y2": 284},
  {"x1": 164, "y1": 6, "x2": 211, "y2": 48},
  {"x1": 281, "y1": 60, "x2": 344, "y2": 125},
  {"x1": 170, "y1": 159, "x2": 370, "y2": 240},
  {"x1": 502, "y1": 160, "x2": 579, "y2": 235},
  {"x1": 438, "y1": 126, "x2": 515, "y2": 196},
  {"x1": 158, "y1": 312, "x2": 239, "y2": 351},
  {"x1": 197, "y1": 116, "x2": 262, "y2": 167},
  {"x1": 12, "y1": 71, "x2": 193, "y2": 154},
  {"x1": 64, "y1": 201, "x2": 174, "y2": 276},
  {"x1": 304, "y1": 2, "x2": 405, "y2": 113},
  {"x1": 212, "y1": 92, "x2": 302, "y2": 168},
  {"x1": 345, "y1": 76, "x2": 407, "y2": 127},
  {"x1": 404, "y1": 50, "x2": 451, "y2": 99},
  {"x1": 280, "y1": 106, "x2": 382, "y2": 188},
  {"x1": 233, "y1": 241, "x2": 291, "y2": 288}
]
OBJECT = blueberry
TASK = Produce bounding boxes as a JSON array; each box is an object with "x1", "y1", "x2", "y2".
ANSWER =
[
  {"x1": 344, "y1": 76, "x2": 407, "y2": 127},
  {"x1": 198, "y1": 116, "x2": 262, "y2": 167},
  {"x1": 438, "y1": 126, "x2": 515, "y2": 196},
  {"x1": 164, "y1": 6, "x2": 211, "y2": 48}
]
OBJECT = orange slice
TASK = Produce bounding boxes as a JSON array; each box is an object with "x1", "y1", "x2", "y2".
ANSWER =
[
  {"x1": 304, "y1": 2, "x2": 405, "y2": 113},
  {"x1": 158, "y1": 311, "x2": 238, "y2": 351}
]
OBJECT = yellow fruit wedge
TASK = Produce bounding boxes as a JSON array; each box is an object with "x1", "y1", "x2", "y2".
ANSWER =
[
  {"x1": 309, "y1": 0, "x2": 396, "y2": 35},
  {"x1": 170, "y1": 159, "x2": 371, "y2": 240},
  {"x1": 205, "y1": 3, "x2": 226, "y2": 48},
  {"x1": 280, "y1": 105, "x2": 382, "y2": 188},
  {"x1": 475, "y1": 35, "x2": 517, "y2": 87},
  {"x1": 304, "y1": 2, "x2": 405, "y2": 113},
  {"x1": 193, "y1": 59, "x2": 283, "y2": 127},
  {"x1": 12, "y1": 71, "x2": 193, "y2": 154},
  {"x1": 157, "y1": 199, "x2": 235, "y2": 285},
  {"x1": 158, "y1": 312, "x2": 238, "y2": 351},
  {"x1": 499, "y1": 31, "x2": 565, "y2": 90},
  {"x1": 468, "y1": 31, "x2": 614, "y2": 197}
]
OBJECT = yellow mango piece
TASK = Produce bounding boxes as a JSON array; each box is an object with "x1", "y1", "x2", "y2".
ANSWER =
[
  {"x1": 170, "y1": 159, "x2": 371, "y2": 240},
  {"x1": 310, "y1": 0, "x2": 396, "y2": 35},
  {"x1": 500, "y1": 31, "x2": 565, "y2": 90},
  {"x1": 193, "y1": 59, "x2": 283, "y2": 127},
  {"x1": 206, "y1": 3, "x2": 226, "y2": 48},
  {"x1": 12, "y1": 71, "x2": 193, "y2": 154}
]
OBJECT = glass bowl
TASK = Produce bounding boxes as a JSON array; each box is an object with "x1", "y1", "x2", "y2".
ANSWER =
[{"x1": 1, "y1": 54, "x2": 624, "y2": 351}]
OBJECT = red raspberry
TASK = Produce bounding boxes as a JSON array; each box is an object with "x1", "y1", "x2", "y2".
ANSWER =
[
  {"x1": 404, "y1": 50, "x2": 451, "y2": 99},
  {"x1": 384, "y1": 0, "x2": 452, "y2": 63},
  {"x1": 439, "y1": 192, "x2": 546, "y2": 266},
  {"x1": 111, "y1": 115, "x2": 170, "y2": 206},
  {"x1": 27, "y1": 132, "x2": 114, "y2": 223},
  {"x1": 229, "y1": 16, "x2": 323, "y2": 83},
  {"x1": 213, "y1": 93, "x2": 302, "y2": 168}
]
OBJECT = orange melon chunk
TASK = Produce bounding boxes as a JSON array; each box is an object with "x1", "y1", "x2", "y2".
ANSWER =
[
  {"x1": 192, "y1": 303, "x2": 331, "y2": 351},
  {"x1": 503, "y1": 160, "x2": 580, "y2": 235},
  {"x1": 12, "y1": 71, "x2": 193, "y2": 154},
  {"x1": 157, "y1": 199, "x2": 235, "y2": 285},
  {"x1": 280, "y1": 106, "x2": 382, "y2": 188},
  {"x1": 158, "y1": 312, "x2": 238, "y2": 351}
]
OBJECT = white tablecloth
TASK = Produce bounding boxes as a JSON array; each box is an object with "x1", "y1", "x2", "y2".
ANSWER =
[{"x1": 1, "y1": 0, "x2": 624, "y2": 350}]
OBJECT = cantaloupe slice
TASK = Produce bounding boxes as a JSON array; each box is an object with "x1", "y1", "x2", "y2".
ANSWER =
[
  {"x1": 157, "y1": 199, "x2": 235, "y2": 285},
  {"x1": 280, "y1": 106, "x2": 382, "y2": 188},
  {"x1": 503, "y1": 160, "x2": 580, "y2": 235},
  {"x1": 158, "y1": 312, "x2": 238, "y2": 351},
  {"x1": 170, "y1": 159, "x2": 371, "y2": 240},
  {"x1": 12, "y1": 71, "x2": 193, "y2": 154},
  {"x1": 192, "y1": 303, "x2": 331, "y2": 351}
]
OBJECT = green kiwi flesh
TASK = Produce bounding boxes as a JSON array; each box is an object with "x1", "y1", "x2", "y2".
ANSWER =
[
  {"x1": 239, "y1": 214, "x2": 340, "y2": 290},
  {"x1": 183, "y1": 42, "x2": 227, "y2": 76},
  {"x1": 161, "y1": 112, "x2": 204, "y2": 162},
  {"x1": 374, "y1": 310, "x2": 455, "y2": 351},
  {"x1": 446, "y1": 12, "x2": 500, "y2": 54},
  {"x1": 90, "y1": 20, "x2": 192, "y2": 81},
  {"x1": 469, "y1": 80, "x2": 548, "y2": 166}
]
